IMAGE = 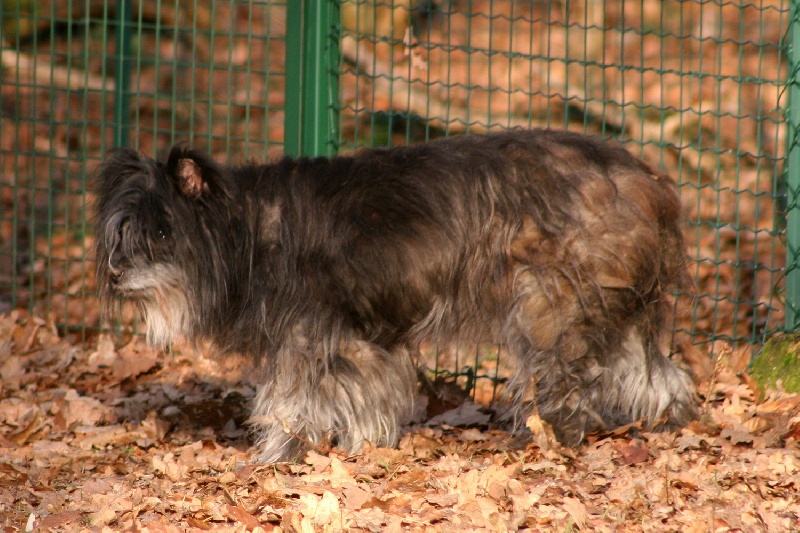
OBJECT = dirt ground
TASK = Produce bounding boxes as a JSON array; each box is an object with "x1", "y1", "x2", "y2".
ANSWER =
[{"x1": 1, "y1": 311, "x2": 798, "y2": 532}]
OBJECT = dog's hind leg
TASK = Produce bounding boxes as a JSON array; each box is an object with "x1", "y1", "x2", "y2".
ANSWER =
[
  {"x1": 503, "y1": 270, "x2": 610, "y2": 446},
  {"x1": 596, "y1": 326, "x2": 697, "y2": 432},
  {"x1": 250, "y1": 340, "x2": 416, "y2": 462},
  {"x1": 505, "y1": 271, "x2": 696, "y2": 446},
  {"x1": 504, "y1": 323, "x2": 610, "y2": 447}
]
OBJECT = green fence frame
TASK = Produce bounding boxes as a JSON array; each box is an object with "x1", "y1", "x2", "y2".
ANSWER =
[
  {"x1": 787, "y1": 0, "x2": 800, "y2": 330},
  {"x1": 113, "y1": 0, "x2": 134, "y2": 149},
  {"x1": 284, "y1": 0, "x2": 340, "y2": 157}
]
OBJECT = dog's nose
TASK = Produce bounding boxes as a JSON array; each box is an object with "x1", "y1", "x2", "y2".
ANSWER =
[{"x1": 108, "y1": 265, "x2": 124, "y2": 286}]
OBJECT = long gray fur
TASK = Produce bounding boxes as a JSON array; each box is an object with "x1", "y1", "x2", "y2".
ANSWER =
[{"x1": 94, "y1": 129, "x2": 698, "y2": 462}]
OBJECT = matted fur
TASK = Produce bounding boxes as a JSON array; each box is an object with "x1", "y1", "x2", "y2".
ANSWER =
[{"x1": 95, "y1": 129, "x2": 698, "y2": 462}]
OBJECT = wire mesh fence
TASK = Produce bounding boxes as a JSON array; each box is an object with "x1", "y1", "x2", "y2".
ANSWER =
[
  {"x1": 0, "y1": 1, "x2": 795, "y2": 388},
  {"x1": 337, "y1": 0, "x2": 792, "y2": 349},
  {"x1": 1, "y1": 0, "x2": 288, "y2": 338}
]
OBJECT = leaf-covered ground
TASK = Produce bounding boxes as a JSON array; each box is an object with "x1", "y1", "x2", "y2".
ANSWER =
[
  {"x1": 1, "y1": 2, "x2": 795, "y2": 531},
  {"x1": 1, "y1": 311, "x2": 799, "y2": 532}
]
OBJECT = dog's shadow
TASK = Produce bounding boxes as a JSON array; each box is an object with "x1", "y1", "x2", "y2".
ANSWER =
[
  {"x1": 105, "y1": 344, "x2": 507, "y2": 455},
  {"x1": 93, "y1": 340, "x2": 258, "y2": 452},
  {"x1": 81, "y1": 336, "x2": 510, "y2": 457}
]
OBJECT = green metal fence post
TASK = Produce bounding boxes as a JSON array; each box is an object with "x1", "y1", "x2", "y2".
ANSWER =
[
  {"x1": 787, "y1": 2, "x2": 800, "y2": 331},
  {"x1": 113, "y1": 0, "x2": 132, "y2": 148},
  {"x1": 284, "y1": 0, "x2": 340, "y2": 157}
]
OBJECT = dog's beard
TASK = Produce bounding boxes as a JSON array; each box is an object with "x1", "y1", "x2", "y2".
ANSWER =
[{"x1": 110, "y1": 263, "x2": 194, "y2": 348}]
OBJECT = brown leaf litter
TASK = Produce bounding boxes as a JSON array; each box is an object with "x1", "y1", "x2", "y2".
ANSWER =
[{"x1": 0, "y1": 310, "x2": 798, "y2": 532}]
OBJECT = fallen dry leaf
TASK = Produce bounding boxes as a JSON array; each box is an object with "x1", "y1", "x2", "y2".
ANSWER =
[
  {"x1": 561, "y1": 496, "x2": 588, "y2": 529},
  {"x1": 426, "y1": 399, "x2": 491, "y2": 427},
  {"x1": 525, "y1": 408, "x2": 559, "y2": 452},
  {"x1": 613, "y1": 438, "x2": 651, "y2": 465},
  {"x1": 113, "y1": 340, "x2": 160, "y2": 380},
  {"x1": 225, "y1": 503, "x2": 261, "y2": 530}
]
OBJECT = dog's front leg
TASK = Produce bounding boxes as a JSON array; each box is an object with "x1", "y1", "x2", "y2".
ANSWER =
[{"x1": 249, "y1": 338, "x2": 416, "y2": 462}]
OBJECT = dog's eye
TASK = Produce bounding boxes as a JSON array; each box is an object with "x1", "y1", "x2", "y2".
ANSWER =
[{"x1": 152, "y1": 223, "x2": 169, "y2": 242}]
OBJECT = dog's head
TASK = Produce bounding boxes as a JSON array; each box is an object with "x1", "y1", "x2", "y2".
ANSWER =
[{"x1": 94, "y1": 146, "x2": 239, "y2": 345}]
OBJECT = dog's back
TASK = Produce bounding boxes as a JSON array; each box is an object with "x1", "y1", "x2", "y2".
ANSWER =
[{"x1": 247, "y1": 130, "x2": 686, "y2": 347}]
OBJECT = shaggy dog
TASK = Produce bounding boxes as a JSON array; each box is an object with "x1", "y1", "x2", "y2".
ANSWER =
[{"x1": 95, "y1": 129, "x2": 697, "y2": 462}]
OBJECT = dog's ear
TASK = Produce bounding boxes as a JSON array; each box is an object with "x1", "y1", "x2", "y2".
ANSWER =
[
  {"x1": 166, "y1": 146, "x2": 216, "y2": 199},
  {"x1": 175, "y1": 157, "x2": 207, "y2": 199}
]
